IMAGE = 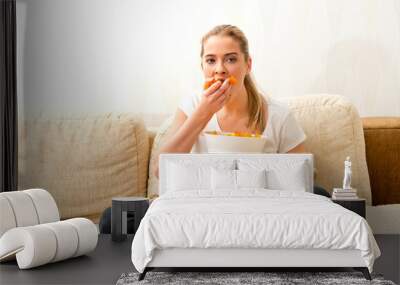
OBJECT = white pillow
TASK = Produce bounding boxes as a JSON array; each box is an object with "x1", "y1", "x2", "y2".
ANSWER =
[
  {"x1": 265, "y1": 161, "x2": 308, "y2": 191},
  {"x1": 211, "y1": 169, "x2": 267, "y2": 190},
  {"x1": 211, "y1": 168, "x2": 236, "y2": 190},
  {"x1": 236, "y1": 169, "x2": 267, "y2": 189},
  {"x1": 164, "y1": 159, "x2": 236, "y2": 193},
  {"x1": 167, "y1": 162, "x2": 211, "y2": 191},
  {"x1": 237, "y1": 159, "x2": 309, "y2": 192}
]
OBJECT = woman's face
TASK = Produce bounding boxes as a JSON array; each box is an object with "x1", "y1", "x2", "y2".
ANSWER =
[{"x1": 201, "y1": 35, "x2": 251, "y2": 89}]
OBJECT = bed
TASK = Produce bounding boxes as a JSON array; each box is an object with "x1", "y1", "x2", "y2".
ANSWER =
[{"x1": 131, "y1": 154, "x2": 380, "y2": 281}]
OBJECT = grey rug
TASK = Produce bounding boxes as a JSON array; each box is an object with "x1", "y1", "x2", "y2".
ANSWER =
[{"x1": 116, "y1": 271, "x2": 396, "y2": 285}]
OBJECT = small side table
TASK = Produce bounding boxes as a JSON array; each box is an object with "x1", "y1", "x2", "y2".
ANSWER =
[
  {"x1": 332, "y1": 198, "x2": 366, "y2": 218},
  {"x1": 111, "y1": 197, "x2": 149, "y2": 242}
]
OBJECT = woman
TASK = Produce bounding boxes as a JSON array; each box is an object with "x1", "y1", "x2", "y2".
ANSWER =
[
  {"x1": 99, "y1": 25, "x2": 328, "y2": 234},
  {"x1": 156, "y1": 25, "x2": 306, "y2": 175}
]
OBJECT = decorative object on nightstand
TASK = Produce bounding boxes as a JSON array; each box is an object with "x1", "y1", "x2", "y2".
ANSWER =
[
  {"x1": 111, "y1": 197, "x2": 149, "y2": 242},
  {"x1": 332, "y1": 157, "x2": 360, "y2": 200},
  {"x1": 342, "y1": 156, "x2": 352, "y2": 190},
  {"x1": 332, "y1": 188, "x2": 359, "y2": 200},
  {"x1": 332, "y1": 157, "x2": 366, "y2": 217},
  {"x1": 332, "y1": 198, "x2": 366, "y2": 218}
]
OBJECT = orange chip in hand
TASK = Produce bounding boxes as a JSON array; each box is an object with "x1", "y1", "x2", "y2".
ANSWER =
[{"x1": 203, "y1": 76, "x2": 237, "y2": 90}]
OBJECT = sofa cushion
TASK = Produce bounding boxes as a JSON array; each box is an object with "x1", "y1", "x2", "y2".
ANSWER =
[
  {"x1": 283, "y1": 94, "x2": 372, "y2": 204},
  {"x1": 18, "y1": 114, "x2": 149, "y2": 222},
  {"x1": 149, "y1": 94, "x2": 372, "y2": 205},
  {"x1": 147, "y1": 116, "x2": 174, "y2": 199}
]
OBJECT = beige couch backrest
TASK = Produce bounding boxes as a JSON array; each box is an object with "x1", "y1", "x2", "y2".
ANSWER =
[
  {"x1": 17, "y1": 94, "x2": 372, "y2": 223},
  {"x1": 19, "y1": 114, "x2": 149, "y2": 222},
  {"x1": 148, "y1": 94, "x2": 372, "y2": 204},
  {"x1": 285, "y1": 94, "x2": 371, "y2": 204}
]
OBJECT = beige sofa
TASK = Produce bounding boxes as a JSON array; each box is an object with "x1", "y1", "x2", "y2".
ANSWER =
[{"x1": 18, "y1": 94, "x2": 400, "y2": 234}]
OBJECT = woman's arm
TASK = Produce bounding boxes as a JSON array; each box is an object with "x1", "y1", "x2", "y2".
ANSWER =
[
  {"x1": 160, "y1": 108, "x2": 212, "y2": 154},
  {"x1": 153, "y1": 109, "x2": 210, "y2": 179},
  {"x1": 286, "y1": 142, "x2": 306, "y2": 153},
  {"x1": 154, "y1": 79, "x2": 232, "y2": 178}
]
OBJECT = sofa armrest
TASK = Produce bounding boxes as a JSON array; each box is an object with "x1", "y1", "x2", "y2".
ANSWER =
[{"x1": 362, "y1": 117, "x2": 400, "y2": 205}]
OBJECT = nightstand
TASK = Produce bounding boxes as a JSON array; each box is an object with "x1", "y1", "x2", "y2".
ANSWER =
[
  {"x1": 332, "y1": 198, "x2": 366, "y2": 218},
  {"x1": 111, "y1": 197, "x2": 149, "y2": 242}
]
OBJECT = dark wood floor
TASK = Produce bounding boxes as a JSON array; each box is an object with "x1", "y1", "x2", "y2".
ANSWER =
[{"x1": 0, "y1": 234, "x2": 398, "y2": 285}]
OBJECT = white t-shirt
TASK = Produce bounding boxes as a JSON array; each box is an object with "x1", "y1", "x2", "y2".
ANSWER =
[{"x1": 178, "y1": 92, "x2": 306, "y2": 153}]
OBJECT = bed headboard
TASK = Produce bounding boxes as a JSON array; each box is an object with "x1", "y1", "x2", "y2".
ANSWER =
[{"x1": 159, "y1": 154, "x2": 314, "y2": 195}]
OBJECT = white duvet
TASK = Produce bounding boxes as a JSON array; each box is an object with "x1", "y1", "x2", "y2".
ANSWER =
[{"x1": 131, "y1": 190, "x2": 380, "y2": 273}]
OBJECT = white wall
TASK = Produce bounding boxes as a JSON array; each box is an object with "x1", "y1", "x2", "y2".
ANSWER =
[{"x1": 17, "y1": 0, "x2": 400, "y2": 126}]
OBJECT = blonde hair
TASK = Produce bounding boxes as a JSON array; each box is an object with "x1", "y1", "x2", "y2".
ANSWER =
[{"x1": 200, "y1": 25, "x2": 266, "y2": 133}]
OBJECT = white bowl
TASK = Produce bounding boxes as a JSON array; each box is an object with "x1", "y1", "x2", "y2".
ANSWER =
[{"x1": 204, "y1": 132, "x2": 267, "y2": 153}]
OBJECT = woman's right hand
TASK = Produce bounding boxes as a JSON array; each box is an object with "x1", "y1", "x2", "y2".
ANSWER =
[{"x1": 197, "y1": 79, "x2": 232, "y2": 116}]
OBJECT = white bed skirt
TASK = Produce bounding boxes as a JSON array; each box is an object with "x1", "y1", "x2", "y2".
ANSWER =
[{"x1": 148, "y1": 248, "x2": 366, "y2": 268}]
